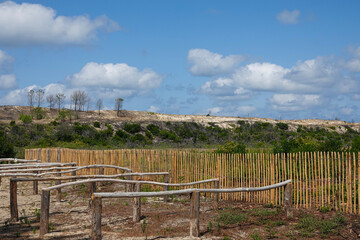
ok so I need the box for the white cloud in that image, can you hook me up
[67,62,163,95]
[0,84,37,105]
[276,10,300,25]
[0,74,16,89]
[147,105,160,113]
[270,94,323,111]
[0,1,120,46]
[188,49,245,76]
[0,49,14,69]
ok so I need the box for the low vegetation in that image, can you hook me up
[1,113,360,157]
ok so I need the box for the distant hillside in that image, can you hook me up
[1,105,360,158]
[0,105,359,133]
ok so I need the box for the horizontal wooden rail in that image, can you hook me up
[0,162,77,170]
[90,180,293,240]
[39,177,218,237]
[0,166,78,174]
[0,158,41,163]
[42,178,219,191]
[6,172,169,180]
[38,164,132,176]
[9,172,170,225]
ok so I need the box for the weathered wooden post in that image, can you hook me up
[133,182,141,222]
[97,167,104,188]
[91,195,102,240]
[33,149,41,195]
[284,183,293,218]
[126,173,133,192]
[89,182,97,197]
[10,178,18,222]
[190,190,200,237]
[163,173,169,202]
[55,149,62,202]
[213,180,219,210]
[39,190,50,237]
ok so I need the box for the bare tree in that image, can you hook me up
[86,97,92,112]
[115,98,123,116]
[96,99,103,115]
[55,93,66,112]
[71,90,88,111]
[71,91,81,111]
[35,89,45,107]
[46,94,55,110]
[79,91,88,111]
[27,89,35,109]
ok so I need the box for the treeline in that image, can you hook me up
[25,88,123,115]
[0,119,359,158]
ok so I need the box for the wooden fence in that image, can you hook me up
[25,148,360,214]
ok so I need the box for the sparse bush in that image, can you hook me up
[124,123,141,134]
[19,113,32,124]
[146,124,160,135]
[216,141,246,154]
[276,122,288,130]
[93,121,101,128]
[31,107,46,120]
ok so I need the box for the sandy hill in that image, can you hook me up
[0,105,359,133]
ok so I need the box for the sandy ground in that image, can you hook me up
[1,177,360,240]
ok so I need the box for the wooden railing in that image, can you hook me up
[90,180,293,239]
[38,178,219,237]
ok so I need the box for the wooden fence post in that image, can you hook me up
[97,167,104,188]
[10,179,18,222]
[190,190,200,237]
[284,183,293,218]
[213,180,219,210]
[90,182,97,197]
[33,149,41,195]
[39,190,50,236]
[163,174,169,202]
[133,183,141,222]
[91,196,102,240]
[56,149,62,202]
[126,175,133,192]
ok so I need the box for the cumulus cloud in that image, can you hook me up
[67,62,163,94]
[270,94,323,111]
[188,49,245,76]
[340,107,354,115]
[0,74,16,89]
[0,1,120,46]
[276,10,300,25]
[0,49,14,69]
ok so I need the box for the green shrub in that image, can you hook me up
[216,141,246,154]
[123,123,141,134]
[146,124,160,135]
[0,130,15,158]
[93,121,101,128]
[19,113,32,124]
[276,122,288,130]
[31,107,46,120]
[113,129,129,142]
[130,133,146,143]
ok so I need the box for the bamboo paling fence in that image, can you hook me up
[25,148,360,214]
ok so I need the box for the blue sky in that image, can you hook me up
[0,0,360,121]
